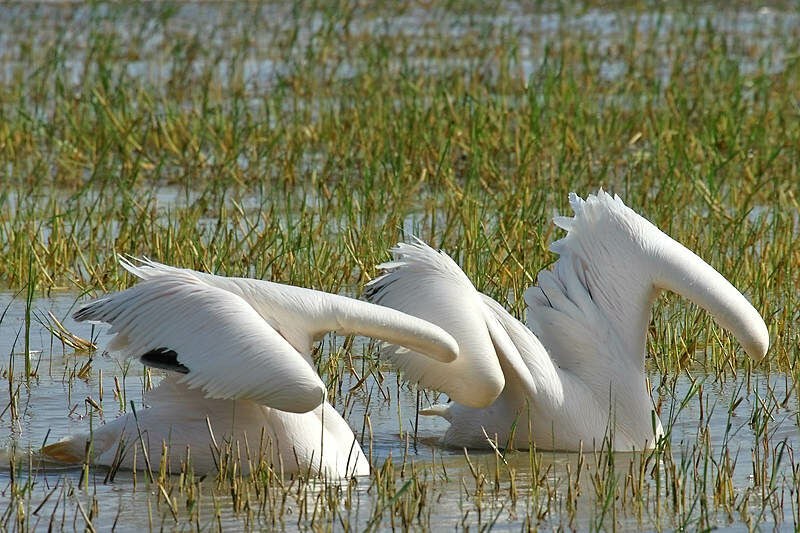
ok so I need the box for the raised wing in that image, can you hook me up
[76,258,459,413]
[74,269,328,413]
[478,294,541,400]
[118,257,458,364]
[365,239,506,408]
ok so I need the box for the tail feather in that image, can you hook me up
[41,439,84,463]
[419,403,452,421]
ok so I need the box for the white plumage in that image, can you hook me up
[366,191,769,451]
[364,243,507,406]
[43,259,459,478]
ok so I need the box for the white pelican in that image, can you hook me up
[365,191,769,451]
[42,260,458,478]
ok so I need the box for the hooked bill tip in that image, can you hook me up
[744,321,770,361]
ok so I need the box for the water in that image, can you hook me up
[0,291,796,530]
[0,4,797,94]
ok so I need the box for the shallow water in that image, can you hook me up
[0,4,797,94]
[0,291,796,531]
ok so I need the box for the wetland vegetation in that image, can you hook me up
[0,1,798,530]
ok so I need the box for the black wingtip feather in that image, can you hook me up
[73,298,109,322]
[73,305,92,321]
[140,348,189,374]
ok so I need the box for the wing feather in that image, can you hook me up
[76,257,459,414]
[365,240,505,408]
[118,257,459,364]
[74,270,327,413]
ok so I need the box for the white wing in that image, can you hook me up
[75,259,459,414]
[365,240,506,408]
[478,294,539,400]
[117,257,458,364]
[75,269,328,413]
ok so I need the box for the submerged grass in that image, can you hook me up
[0,1,798,531]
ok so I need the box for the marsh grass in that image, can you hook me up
[0,1,798,530]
